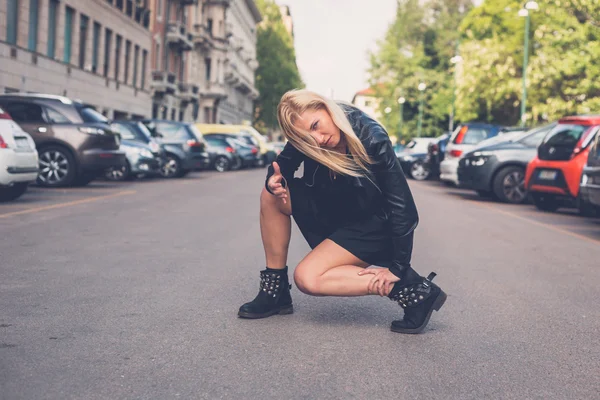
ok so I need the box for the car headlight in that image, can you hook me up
[140,149,154,158]
[149,142,160,153]
[468,151,492,167]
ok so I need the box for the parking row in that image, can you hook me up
[0,93,285,203]
[396,115,600,219]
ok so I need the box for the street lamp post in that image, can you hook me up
[398,96,406,138]
[417,82,426,137]
[519,1,539,127]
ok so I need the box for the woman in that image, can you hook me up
[238,89,446,334]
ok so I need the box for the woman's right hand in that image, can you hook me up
[268,162,288,204]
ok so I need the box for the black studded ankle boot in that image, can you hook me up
[388,272,446,334]
[238,267,293,319]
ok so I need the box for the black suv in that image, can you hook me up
[0,94,125,187]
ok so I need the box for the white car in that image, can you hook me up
[440,124,508,185]
[0,106,39,201]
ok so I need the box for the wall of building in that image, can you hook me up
[0,0,152,118]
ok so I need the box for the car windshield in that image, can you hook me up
[134,122,153,140]
[461,128,491,145]
[187,125,204,140]
[543,124,587,147]
[518,124,554,147]
[77,106,109,123]
[153,122,191,140]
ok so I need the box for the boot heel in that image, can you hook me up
[278,305,294,315]
[434,291,447,311]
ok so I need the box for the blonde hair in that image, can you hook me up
[277,89,373,177]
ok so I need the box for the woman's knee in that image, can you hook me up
[293,267,322,296]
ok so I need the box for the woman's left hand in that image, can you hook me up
[358,267,400,296]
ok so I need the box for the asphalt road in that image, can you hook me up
[1,169,599,400]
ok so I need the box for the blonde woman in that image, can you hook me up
[238,89,446,334]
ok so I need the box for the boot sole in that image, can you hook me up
[237,304,294,319]
[390,290,447,334]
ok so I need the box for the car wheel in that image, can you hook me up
[410,161,430,181]
[0,182,29,202]
[37,146,77,187]
[160,155,182,178]
[493,166,528,204]
[531,193,559,212]
[214,156,231,172]
[105,161,132,181]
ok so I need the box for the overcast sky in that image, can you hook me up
[279,0,397,102]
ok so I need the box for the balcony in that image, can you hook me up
[151,70,177,95]
[166,22,193,51]
[202,81,227,99]
[192,24,214,50]
[178,82,200,104]
[179,0,199,5]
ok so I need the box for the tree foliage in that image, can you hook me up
[369,0,600,139]
[254,0,304,133]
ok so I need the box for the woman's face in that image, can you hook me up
[295,108,342,150]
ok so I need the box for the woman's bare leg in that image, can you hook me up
[293,239,391,297]
[260,187,292,270]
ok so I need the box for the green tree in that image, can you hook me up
[254,0,304,134]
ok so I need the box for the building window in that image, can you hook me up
[133,45,139,87]
[6,0,19,45]
[152,104,158,119]
[92,22,101,73]
[205,58,212,82]
[79,14,89,69]
[126,0,133,17]
[141,49,148,89]
[179,110,184,122]
[116,0,123,10]
[28,0,39,51]
[204,107,210,123]
[154,42,160,70]
[115,35,122,81]
[156,0,162,19]
[64,7,75,64]
[171,109,176,121]
[104,28,113,77]
[207,19,213,36]
[179,54,185,81]
[47,0,59,58]
[124,40,131,84]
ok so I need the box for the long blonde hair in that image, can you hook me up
[277,89,373,177]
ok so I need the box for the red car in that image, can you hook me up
[525,115,600,214]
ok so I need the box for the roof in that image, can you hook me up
[558,115,600,126]
[354,87,376,97]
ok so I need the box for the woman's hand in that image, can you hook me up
[358,267,400,296]
[267,162,288,204]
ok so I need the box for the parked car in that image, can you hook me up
[203,133,260,169]
[396,137,436,180]
[204,136,244,172]
[141,120,210,178]
[458,123,556,203]
[196,123,275,167]
[0,94,125,187]
[440,122,507,185]
[424,133,450,179]
[0,106,39,201]
[525,115,600,214]
[393,143,406,157]
[579,128,600,214]
[472,127,528,150]
[272,141,287,156]
[107,120,165,181]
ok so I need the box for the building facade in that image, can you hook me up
[149,0,200,122]
[186,0,260,124]
[351,87,381,121]
[279,5,293,40]
[0,0,153,119]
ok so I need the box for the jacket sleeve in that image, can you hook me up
[368,127,419,279]
[265,142,303,194]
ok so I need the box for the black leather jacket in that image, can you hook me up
[265,104,419,278]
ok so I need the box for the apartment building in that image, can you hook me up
[0,0,153,119]
[188,0,260,124]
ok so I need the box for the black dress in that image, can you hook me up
[287,162,394,268]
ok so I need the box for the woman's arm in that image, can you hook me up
[359,119,419,279]
[265,142,303,194]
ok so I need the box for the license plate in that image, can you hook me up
[539,170,557,180]
[15,137,30,149]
